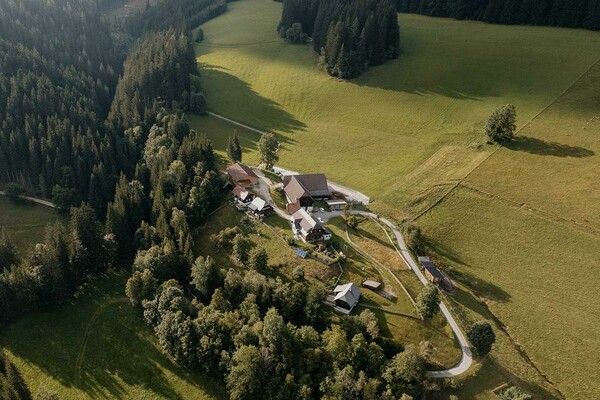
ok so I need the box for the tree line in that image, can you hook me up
[126,0,230,36]
[278,0,401,79]
[395,0,600,30]
[126,223,443,399]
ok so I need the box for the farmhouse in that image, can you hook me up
[283,174,329,212]
[418,256,455,292]
[247,197,273,217]
[227,162,258,188]
[290,208,332,243]
[326,199,347,211]
[332,282,361,314]
[232,186,254,205]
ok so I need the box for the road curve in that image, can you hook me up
[251,171,473,377]
[318,210,473,378]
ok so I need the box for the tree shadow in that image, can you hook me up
[427,240,511,304]
[351,57,495,100]
[0,273,225,399]
[505,136,595,158]
[198,63,307,135]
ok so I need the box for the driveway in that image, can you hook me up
[252,169,289,220]
[316,210,473,378]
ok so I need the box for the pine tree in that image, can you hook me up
[227,132,242,163]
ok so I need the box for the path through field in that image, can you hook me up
[74,297,129,386]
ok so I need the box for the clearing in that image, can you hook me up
[0,270,226,399]
[0,196,63,252]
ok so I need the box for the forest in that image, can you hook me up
[0,0,499,398]
[395,0,600,30]
[278,0,401,78]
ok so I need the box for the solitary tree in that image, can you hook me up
[467,321,496,356]
[227,132,242,163]
[258,132,279,169]
[231,234,251,266]
[415,284,439,320]
[485,104,517,143]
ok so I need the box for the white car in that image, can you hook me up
[319,207,325,213]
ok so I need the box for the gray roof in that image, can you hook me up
[333,283,361,307]
[291,208,318,232]
[283,174,329,197]
[421,260,445,279]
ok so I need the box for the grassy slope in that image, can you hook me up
[419,62,600,400]
[193,0,600,219]
[0,270,226,399]
[0,197,63,252]
[192,2,600,398]
[195,205,461,368]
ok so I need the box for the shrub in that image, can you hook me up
[467,321,496,356]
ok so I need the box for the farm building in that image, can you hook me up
[227,163,259,188]
[363,280,381,291]
[290,208,332,243]
[247,197,272,217]
[283,174,330,212]
[418,256,455,292]
[326,199,347,211]
[332,283,361,314]
[232,186,254,205]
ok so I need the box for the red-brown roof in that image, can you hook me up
[227,163,258,186]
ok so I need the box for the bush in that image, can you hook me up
[467,321,496,356]
[403,223,425,254]
[195,28,204,43]
[499,386,532,400]
[485,104,517,143]
[284,23,308,44]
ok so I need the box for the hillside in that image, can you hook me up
[193,0,600,398]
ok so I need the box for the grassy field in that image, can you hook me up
[0,197,63,252]
[0,270,226,399]
[418,62,600,400]
[192,0,600,218]
[191,1,600,398]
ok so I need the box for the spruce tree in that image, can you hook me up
[227,132,243,163]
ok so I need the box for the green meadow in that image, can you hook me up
[0,197,63,252]
[192,1,600,398]
[0,270,226,399]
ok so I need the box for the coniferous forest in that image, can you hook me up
[278,0,401,79]
[396,0,600,30]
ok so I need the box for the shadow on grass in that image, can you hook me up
[0,271,225,399]
[352,57,492,100]
[505,136,595,158]
[198,63,307,136]
[427,240,511,303]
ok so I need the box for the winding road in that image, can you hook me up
[255,175,473,378]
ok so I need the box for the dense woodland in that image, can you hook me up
[126,0,230,36]
[0,0,476,398]
[278,0,401,78]
[0,0,132,211]
[396,0,600,30]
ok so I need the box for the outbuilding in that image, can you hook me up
[326,199,347,211]
[332,282,361,314]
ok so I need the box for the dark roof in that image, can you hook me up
[363,280,381,290]
[283,177,310,202]
[421,260,445,279]
[227,163,258,184]
[283,174,328,194]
